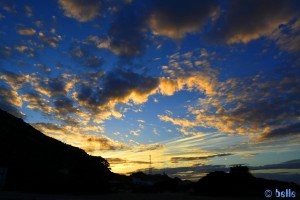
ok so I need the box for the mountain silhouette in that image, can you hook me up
[0,109,111,193]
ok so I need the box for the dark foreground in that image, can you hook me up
[0,192,268,200]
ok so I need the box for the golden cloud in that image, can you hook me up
[17,28,36,36]
[58,0,101,22]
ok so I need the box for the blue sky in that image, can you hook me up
[0,0,300,183]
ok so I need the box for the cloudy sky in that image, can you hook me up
[1,0,300,182]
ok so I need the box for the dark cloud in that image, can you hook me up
[0,100,23,119]
[254,173,300,185]
[270,19,300,57]
[162,164,228,175]
[24,5,33,18]
[47,80,66,96]
[0,46,12,59]
[189,63,300,138]
[251,159,300,170]
[56,115,80,126]
[0,1,17,13]
[0,70,26,88]
[38,77,67,97]
[31,122,64,132]
[133,164,228,180]
[106,158,150,165]
[135,159,300,182]
[105,158,127,164]
[171,153,233,163]
[70,45,89,59]
[84,56,103,68]
[76,69,159,114]
[208,0,300,44]
[226,75,300,134]
[259,123,300,141]
[85,136,128,151]
[34,63,51,73]
[102,69,159,102]
[53,95,77,115]
[105,3,148,58]
[0,87,23,118]
[148,0,219,40]
[69,45,103,69]
[23,92,52,114]
[103,0,219,58]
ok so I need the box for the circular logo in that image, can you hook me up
[265,190,272,198]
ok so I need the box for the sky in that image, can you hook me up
[0,0,300,183]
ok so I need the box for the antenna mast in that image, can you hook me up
[149,155,152,175]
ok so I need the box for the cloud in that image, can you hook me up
[15,45,35,57]
[209,0,299,44]
[75,69,159,120]
[106,158,149,165]
[24,5,33,17]
[135,143,164,152]
[270,19,300,55]
[30,75,76,100]
[159,51,218,96]
[171,153,233,163]
[83,135,128,151]
[133,164,228,181]
[0,1,17,13]
[35,77,67,97]
[0,87,22,108]
[53,95,77,115]
[100,0,219,58]
[102,4,148,58]
[84,55,103,68]
[31,122,129,151]
[161,63,299,139]
[254,173,300,185]
[148,0,219,40]
[0,46,12,59]
[23,92,52,114]
[159,115,197,128]
[58,0,101,22]
[0,87,24,118]
[258,123,300,141]
[251,159,300,170]
[17,28,36,36]
[34,63,51,73]
[130,129,140,136]
[69,44,103,68]
[31,123,65,135]
[0,71,27,90]
[105,158,127,164]
[38,31,62,48]
[156,49,300,141]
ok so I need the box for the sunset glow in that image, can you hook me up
[0,0,300,183]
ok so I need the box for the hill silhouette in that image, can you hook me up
[0,109,111,193]
[195,165,300,197]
